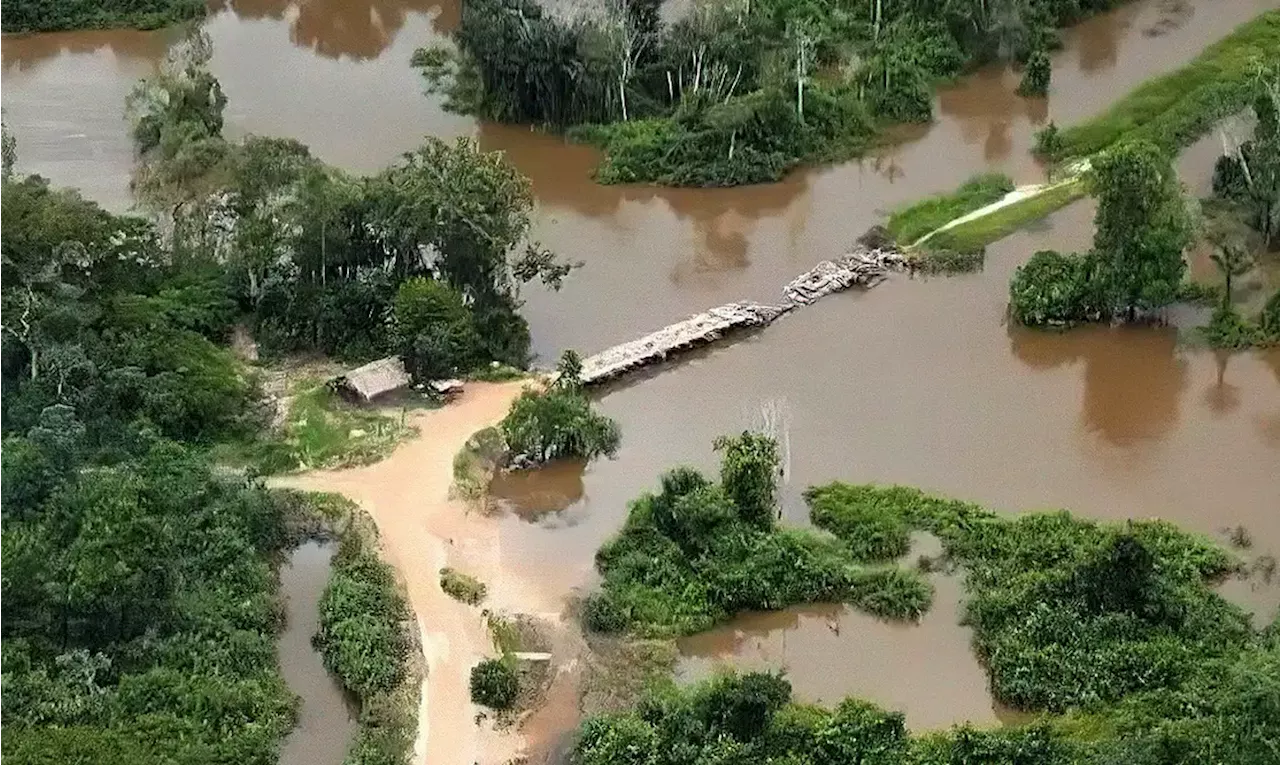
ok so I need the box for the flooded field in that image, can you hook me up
[4,0,1279,748]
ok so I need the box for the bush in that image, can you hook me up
[1018,49,1052,97]
[315,535,410,699]
[500,386,620,465]
[1199,305,1268,349]
[805,482,913,562]
[439,567,487,605]
[469,657,518,709]
[1008,250,1098,326]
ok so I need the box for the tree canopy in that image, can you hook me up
[419,0,1124,186]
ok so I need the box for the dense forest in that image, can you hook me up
[575,450,1280,764]
[0,30,568,764]
[418,0,1130,186]
[1,0,206,33]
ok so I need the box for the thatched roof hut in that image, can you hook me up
[329,357,411,402]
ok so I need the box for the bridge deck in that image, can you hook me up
[578,247,903,385]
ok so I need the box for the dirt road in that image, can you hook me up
[277,380,540,765]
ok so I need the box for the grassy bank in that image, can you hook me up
[300,492,419,765]
[1038,11,1280,162]
[888,173,1015,246]
[1,0,205,33]
[921,176,1089,255]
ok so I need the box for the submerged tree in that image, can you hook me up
[714,431,782,529]
[500,352,620,465]
[1091,140,1192,318]
[1018,47,1051,96]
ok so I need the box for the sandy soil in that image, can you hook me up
[275,380,558,765]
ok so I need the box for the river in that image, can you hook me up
[4,0,1280,745]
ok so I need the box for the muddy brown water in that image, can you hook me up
[278,541,356,765]
[4,0,1280,742]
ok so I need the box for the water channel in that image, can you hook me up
[277,541,356,765]
[4,0,1280,745]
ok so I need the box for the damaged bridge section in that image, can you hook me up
[579,246,904,385]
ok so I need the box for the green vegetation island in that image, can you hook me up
[574,435,1279,765]
[417,0,1142,187]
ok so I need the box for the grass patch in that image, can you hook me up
[887,173,1015,245]
[214,377,420,474]
[924,177,1088,254]
[1038,11,1280,162]
[440,567,487,605]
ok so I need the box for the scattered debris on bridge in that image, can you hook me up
[577,242,906,385]
[579,302,789,385]
[782,248,905,305]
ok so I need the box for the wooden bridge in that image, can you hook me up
[579,247,904,385]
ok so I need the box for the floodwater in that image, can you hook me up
[278,541,356,765]
[4,0,1280,740]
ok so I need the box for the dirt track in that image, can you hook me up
[277,380,540,765]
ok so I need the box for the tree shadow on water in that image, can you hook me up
[1009,323,1187,447]
[210,0,453,60]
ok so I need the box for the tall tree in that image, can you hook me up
[1091,140,1192,318]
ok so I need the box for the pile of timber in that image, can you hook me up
[579,301,789,385]
[782,247,905,306]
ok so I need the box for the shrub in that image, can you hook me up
[1199,305,1268,349]
[469,657,518,709]
[714,431,781,530]
[805,482,913,562]
[315,535,410,699]
[1008,250,1097,326]
[439,567,487,605]
[1018,49,1052,97]
[500,386,620,465]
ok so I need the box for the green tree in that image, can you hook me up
[714,431,781,529]
[500,385,621,465]
[369,137,573,303]
[1018,47,1051,97]
[1091,140,1192,318]
[390,277,483,381]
